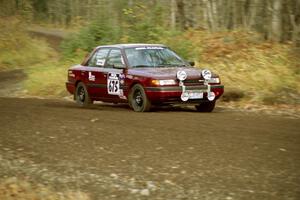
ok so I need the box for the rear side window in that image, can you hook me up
[88,48,109,67]
[106,49,124,68]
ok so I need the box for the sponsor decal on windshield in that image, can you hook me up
[96,59,105,66]
[135,47,164,50]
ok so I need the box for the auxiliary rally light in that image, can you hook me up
[181,92,189,101]
[207,92,216,101]
[177,70,187,81]
[201,69,212,80]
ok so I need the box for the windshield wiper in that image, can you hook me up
[131,65,151,68]
[155,64,169,68]
[156,64,187,68]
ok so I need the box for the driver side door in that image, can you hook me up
[84,48,110,99]
[104,48,127,101]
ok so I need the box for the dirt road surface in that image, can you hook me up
[0,97,299,200]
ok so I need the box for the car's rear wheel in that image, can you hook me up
[75,82,92,106]
[129,84,151,112]
[195,101,215,112]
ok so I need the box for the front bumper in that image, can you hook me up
[66,82,75,95]
[145,85,224,104]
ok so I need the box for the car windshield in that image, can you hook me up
[124,47,187,68]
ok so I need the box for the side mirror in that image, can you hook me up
[189,61,195,66]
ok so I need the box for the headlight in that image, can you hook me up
[207,77,220,84]
[151,79,176,86]
[177,70,187,81]
[201,69,212,80]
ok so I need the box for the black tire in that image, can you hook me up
[75,82,92,106]
[129,84,151,112]
[195,101,216,112]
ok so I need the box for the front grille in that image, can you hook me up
[183,79,204,86]
[185,85,207,91]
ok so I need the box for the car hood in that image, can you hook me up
[127,67,203,80]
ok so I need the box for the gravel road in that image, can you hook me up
[0,97,299,200]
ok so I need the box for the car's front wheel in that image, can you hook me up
[129,84,151,112]
[195,101,215,112]
[75,82,92,106]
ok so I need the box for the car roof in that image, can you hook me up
[95,43,167,49]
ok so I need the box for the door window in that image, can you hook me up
[106,49,124,68]
[88,48,110,67]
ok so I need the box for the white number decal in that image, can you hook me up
[108,80,119,94]
[107,73,120,95]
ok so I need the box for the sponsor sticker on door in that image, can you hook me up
[88,72,95,81]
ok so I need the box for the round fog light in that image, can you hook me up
[181,92,189,102]
[207,92,215,101]
[202,69,212,80]
[177,70,187,81]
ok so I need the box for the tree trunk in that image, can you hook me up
[290,12,300,47]
[248,0,259,30]
[292,0,300,47]
[87,0,92,21]
[15,0,19,9]
[211,0,218,30]
[205,0,217,32]
[171,0,176,30]
[176,0,186,30]
[270,0,283,41]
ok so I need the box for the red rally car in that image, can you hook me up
[66,44,224,112]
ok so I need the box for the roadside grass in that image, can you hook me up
[0,17,55,71]
[23,58,82,98]
[0,16,79,98]
[183,30,300,105]
[23,62,68,97]
[0,177,90,200]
